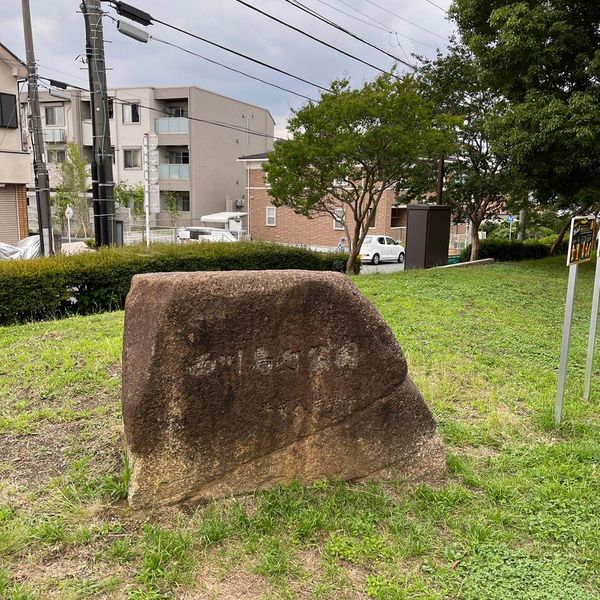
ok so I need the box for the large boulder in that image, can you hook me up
[122,270,444,508]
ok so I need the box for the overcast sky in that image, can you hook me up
[3,0,454,137]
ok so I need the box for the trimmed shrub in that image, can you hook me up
[459,235,568,263]
[0,242,355,324]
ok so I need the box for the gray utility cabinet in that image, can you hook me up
[405,205,451,269]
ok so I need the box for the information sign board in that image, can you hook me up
[567,216,596,266]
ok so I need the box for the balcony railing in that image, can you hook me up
[159,164,189,179]
[155,117,189,134]
[43,128,66,143]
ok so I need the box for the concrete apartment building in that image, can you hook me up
[0,43,30,244]
[240,153,409,251]
[21,85,274,229]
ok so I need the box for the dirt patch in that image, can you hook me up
[186,563,269,599]
[1,418,122,488]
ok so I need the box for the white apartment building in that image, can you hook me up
[21,85,274,229]
[0,43,30,244]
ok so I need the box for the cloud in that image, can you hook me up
[3,0,455,131]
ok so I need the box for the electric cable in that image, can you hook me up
[325,0,437,49]
[281,0,415,69]
[361,0,448,40]
[229,0,400,76]
[104,2,331,92]
[148,36,318,103]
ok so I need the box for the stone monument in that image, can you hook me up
[122,270,444,508]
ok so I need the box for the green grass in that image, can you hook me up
[0,256,599,598]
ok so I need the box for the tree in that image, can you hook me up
[406,41,517,261]
[55,141,90,238]
[451,0,600,252]
[264,73,455,274]
[162,191,179,227]
[114,181,144,224]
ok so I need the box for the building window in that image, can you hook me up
[178,193,190,212]
[44,105,64,126]
[166,105,188,117]
[124,148,141,169]
[47,149,66,163]
[368,206,377,228]
[108,98,114,119]
[168,149,189,164]
[0,93,18,128]
[333,208,345,230]
[390,206,404,228]
[266,206,276,226]
[122,102,140,124]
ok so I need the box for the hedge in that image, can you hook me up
[460,235,568,263]
[0,242,355,325]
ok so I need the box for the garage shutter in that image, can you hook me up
[0,185,19,244]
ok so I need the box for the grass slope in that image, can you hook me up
[0,256,599,599]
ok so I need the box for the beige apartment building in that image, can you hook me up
[21,85,274,230]
[0,43,30,244]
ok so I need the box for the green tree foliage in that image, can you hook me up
[451,0,600,251]
[264,73,455,274]
[162,191,179,227]
[408,42,517,261]
[54,141,90,238]
[114,181,145,223]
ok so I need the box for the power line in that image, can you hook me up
[103,11,317,102]
[422,0,448,13]
[310,0,391,32]
[104,3,331,93]
[229,0,399,76]
[281,0,415,69]
[361,0,448,41]
[149,36,318,103]
[326,0,437,49]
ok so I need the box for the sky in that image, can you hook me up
[2,0,455,138]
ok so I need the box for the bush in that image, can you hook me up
[0,242,355,324]
[460,235,568,263]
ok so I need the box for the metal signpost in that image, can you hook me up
[584,226,600,401]
[555,216,596,426]
[143,133,159,248]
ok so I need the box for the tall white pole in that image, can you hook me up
[583,233,600,401]
[143,133,150,248]
[555,263,579,426]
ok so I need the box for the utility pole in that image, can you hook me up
[81,0,116,246]
[21,0,54,256]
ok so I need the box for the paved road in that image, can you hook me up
[360,262,405,275]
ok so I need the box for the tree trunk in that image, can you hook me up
[517,207,527,241]
[469,219,481,261]
[550,215,573,256]
[345,250,359,275]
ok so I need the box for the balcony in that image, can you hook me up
[159,164,189,180]
[155,117,188,134]
[43,128,66,143]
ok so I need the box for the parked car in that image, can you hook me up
[177,227,237,243]
[359,235,405,265]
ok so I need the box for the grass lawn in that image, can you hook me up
[1,256,599,599]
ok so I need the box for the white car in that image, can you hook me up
[360,235,405,265]
[177,227,237,243]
